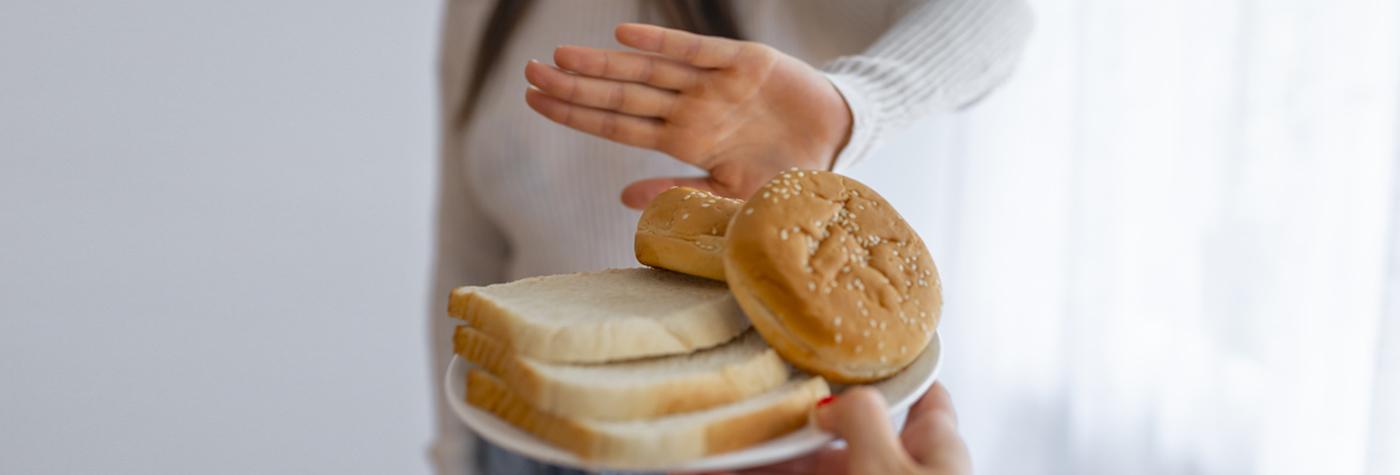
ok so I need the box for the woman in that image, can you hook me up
[431,1,1032,473]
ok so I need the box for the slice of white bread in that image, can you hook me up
[449,268,750,363]
[466,368,830,466]
[454,326,789,420]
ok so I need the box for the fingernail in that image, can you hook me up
[811,395,837,431]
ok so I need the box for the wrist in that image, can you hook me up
[795,80,853,171]
[818,82,854,170]
[821,72,876,171]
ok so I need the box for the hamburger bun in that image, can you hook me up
[635,187,742,281]
[724,170,941,383]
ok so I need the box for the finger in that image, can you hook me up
[905,381,957,428]
[899,383,971,472]
[621,176,730,210]
[554,45,703,91]
[615,23,747,69]
[525,88,662,150]
[814,387,912,473]
[525,60,678,118]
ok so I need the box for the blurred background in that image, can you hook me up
[1,1,1396,474]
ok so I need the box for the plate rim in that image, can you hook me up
[444,331,941,473]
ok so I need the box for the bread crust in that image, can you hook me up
[453,326,789,420]
[635,187,743,281]
[702,377,829,454]
[466,369,598,459]
[725,170,942,383]
[466,369,830,466]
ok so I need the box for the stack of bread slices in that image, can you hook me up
[448,268,829,465]
[449,170,943,466]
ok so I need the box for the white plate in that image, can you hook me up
[445,332,941,473]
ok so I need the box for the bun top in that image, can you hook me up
[638,187,744,246]
[724,170,941,383]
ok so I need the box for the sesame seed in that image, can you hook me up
[807,282,816,291]
[855,345,863,353]
[834,316,842,326]
[900,345,907,354]
[680,213,689,220]
[780,229,789,240]
[745,208,754,215]
[877,341,885,349]
[700,203,710,208]
[835,333,843,343]
[880,355,888,363]
[863,329,870,337]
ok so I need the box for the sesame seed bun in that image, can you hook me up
[724,170,942,384]
[635,187,743,281]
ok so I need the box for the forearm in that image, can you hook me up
[822,0,1034,169]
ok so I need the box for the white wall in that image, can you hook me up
[0,1,439,473]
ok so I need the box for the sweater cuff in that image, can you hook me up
[824,72,882,172]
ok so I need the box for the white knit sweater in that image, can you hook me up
[430,1,1031,473]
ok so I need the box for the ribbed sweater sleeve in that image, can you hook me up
[822,0,1034,170]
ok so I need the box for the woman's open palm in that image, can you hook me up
[524,23,852,209]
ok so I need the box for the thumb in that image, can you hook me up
[621,176,731,209]
[814,387,913,473]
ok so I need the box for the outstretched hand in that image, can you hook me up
[525,23,853,209]
[686,383,971,475]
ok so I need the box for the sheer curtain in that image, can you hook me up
[848,0,1399,473]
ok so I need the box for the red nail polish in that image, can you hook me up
[816,395,836,408]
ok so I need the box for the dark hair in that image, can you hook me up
[454,0,741,130]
